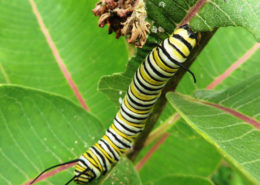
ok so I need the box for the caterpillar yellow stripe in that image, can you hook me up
[31,24,198,185]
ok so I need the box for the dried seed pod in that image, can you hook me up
[92,0,150,48]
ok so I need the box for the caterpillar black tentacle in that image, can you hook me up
[155,43,197,83]
[31,24,199,185]
[30,159,81,184]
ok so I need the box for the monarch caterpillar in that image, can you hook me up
[31,24,199,185]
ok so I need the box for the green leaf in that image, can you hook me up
[190,0,260,41]
[145,0,197,33]
[194,74,260,119]
[1,0,259,185]
[212,166,250,185]
[177,27,258,94]
[98,41,155,107]
[212,166,233,185]
[0,0,128,125]
[166,75,260,185]
[101,157,141,185]
[153,175,214,185]
[138,120,221,184]
[0,85,139,185]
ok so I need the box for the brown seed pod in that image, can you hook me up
[92,0,150,48]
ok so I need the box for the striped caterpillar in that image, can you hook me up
[31,24,199,185]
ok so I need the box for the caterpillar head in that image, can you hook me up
[173,24,199,48]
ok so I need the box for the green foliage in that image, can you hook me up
[0,85,140,185]
[212,166,233,185]
[0,85,104,184]
[153,175,214,185]
[177,27,257,94]
[211,165,250,185]
[0,0,128,126]
[167,75,260,184]
[0,0,259,185]
[139,120,221,184]
[101,157,142,185]
[190,0,260,41]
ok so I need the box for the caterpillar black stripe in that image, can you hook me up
[31,24,199,185]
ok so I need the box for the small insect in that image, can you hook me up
[31,24,199,185]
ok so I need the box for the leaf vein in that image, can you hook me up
[209,0,237,26]
[219,129,255,143]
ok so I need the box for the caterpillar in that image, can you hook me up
[31,24,199,185]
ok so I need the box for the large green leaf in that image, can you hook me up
[1,0,259,185]
[212,166,250,185]
[194,75,260,120]
[153,175,214,185]
[0,85,139,185]
[138,120,221,184]
[190,0,260,41]
[177,27,258,94]
[167,75,260,185]
[101,157,142,185]
[0,0,128,125]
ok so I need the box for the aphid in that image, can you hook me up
[31,24,199,185]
